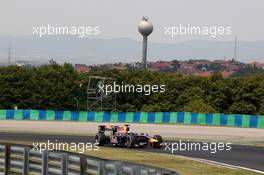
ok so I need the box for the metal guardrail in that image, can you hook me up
[0,143,178,175]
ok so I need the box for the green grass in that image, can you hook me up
[83,147,262,175]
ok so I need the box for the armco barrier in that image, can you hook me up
[0,109,264,128]
[0,143,178,175]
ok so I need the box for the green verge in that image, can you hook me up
[85,147,262,175]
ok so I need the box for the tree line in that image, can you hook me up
[0,63,263,115]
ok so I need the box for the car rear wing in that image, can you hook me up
[98,125,116,133]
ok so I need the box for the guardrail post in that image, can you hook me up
[61,153,68,175]
[98,161,106,175]
[148,169,156,175]
[4,145,10,175]
[23,147,29,175]
[80,157,87,175]
[41,150,48,175]
[133,166,141,175]
[115,162,123,175]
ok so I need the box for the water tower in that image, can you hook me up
[138,17,153,69]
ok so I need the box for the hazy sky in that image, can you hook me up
[1,0,264,43]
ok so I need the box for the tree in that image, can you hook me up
[182,99,217,113]
[229,102,257,115]
[141,104,161,112]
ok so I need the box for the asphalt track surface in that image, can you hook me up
[0,132,263,172]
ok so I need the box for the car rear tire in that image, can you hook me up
[95,133,106,146]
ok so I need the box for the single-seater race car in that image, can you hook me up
[95,124,163,148]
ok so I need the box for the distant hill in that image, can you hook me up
[0,35,263,64]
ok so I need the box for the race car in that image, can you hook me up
[95,124,163,148]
